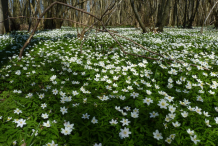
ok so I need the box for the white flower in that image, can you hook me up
[146,90,152,95]
[165,137,172,144]
[195,106,202,115]
[172,121,181,127]
[41,113,49,119]
[203,111,210,117]
[169,134,176,140]
[50,75,57,81]
[72,90,79,96]
[52,89,58,95]
[187,129,195,135]
[83,98,87,103]
[60,106,68,115]
[190,135,200,145]
[113,76,119,80]
[143,97,153,106]
[91,116,98,124]
[215,107,218,112]
[119,127,131,139]
[109,119,118,125]
[46,140,58,146]
[43,120,51,127]
[163,123,168,129]
[93,143,102,146]
[208,90,215,94]
[181,111,188,118]
[12,140,17,146]
[131,112,139,118]
[120,118,131,126]
[168,105,176,113]
[165,96,174,102]
[123,106,131,111]
[17,119,26,128]
[214,117,218,124]
[31,129,38,136]
[130,92,139,99]
[14,108,22,114]
[7,117,12,121]
[157,99,169,109]
[115,106,120,110]
[119,95,126,100]
[15,70,21,75]
[39,93,44,99]
[41,103,47,109]
[168,77,173,83]
[153,130,163,140]
[205,119,211,127]
[133,108,139,113]
[82,113,90,119]
[150,111,159,118]
[165,115,171,122]
[61,127,72,135]
[188,106,195,111]
[64,121,74,130]
[196,95,203,102]
[168,113,176,119]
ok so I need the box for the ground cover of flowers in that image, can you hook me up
[1,27,218,145]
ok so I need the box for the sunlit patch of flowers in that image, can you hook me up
[1,27,218,145]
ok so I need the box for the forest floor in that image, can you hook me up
[0,27,218,145]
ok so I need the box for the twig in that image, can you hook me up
[17,1,101,60]
[201,1,218,34]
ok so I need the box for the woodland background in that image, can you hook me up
[0,0,218,34]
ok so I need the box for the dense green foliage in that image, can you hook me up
[1,27,218,146]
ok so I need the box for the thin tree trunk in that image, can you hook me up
[12,0,21,30]
[43,0,55,29]
[183,0,187,28]
[28,0,32,32]
[0,0,9,34]
[156,0,171,32]
[187,0,200,28]
[130,0,147,33]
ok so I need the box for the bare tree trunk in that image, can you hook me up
[156,0,171,32]
[187,0,200,28]
[168,0,174,26]
[183,0,188,28]
[43,0,55,29]
[0,0,9,34]
[28,0,32,32]
[54,0,66,29]
[0,0,4,34]
[12,0,21,30]
[172,0,178,27]
[130,0,148,33]
[208,0,218,29]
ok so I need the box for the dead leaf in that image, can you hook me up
[20,143,26,146]
[20,139,26,146]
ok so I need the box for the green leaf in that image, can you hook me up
[154,66,158,79]
[175,135,180,144]
[128,139,134,146]
[26,122,41,146]
[206,140,216,146]
[0,135,6,142]
[50,125,59,138]
[24,127,28,143]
